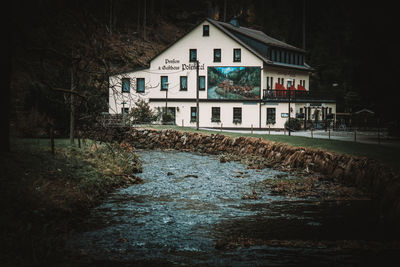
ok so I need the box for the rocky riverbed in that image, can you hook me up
[65,150,400,266]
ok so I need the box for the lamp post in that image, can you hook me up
[121,101,127,125]
[287,79,293,136]
[164,82,169,118]
[196,60,200,130]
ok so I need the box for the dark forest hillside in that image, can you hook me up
[5,0,400,142]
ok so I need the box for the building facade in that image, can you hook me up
[109,18,336,129]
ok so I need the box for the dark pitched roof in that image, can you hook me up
[206,18,313,71]
[212,20,305,53]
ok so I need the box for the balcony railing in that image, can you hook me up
[263,89,336,101]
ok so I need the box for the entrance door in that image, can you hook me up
[314,109,319,123]
[167,107,176,124]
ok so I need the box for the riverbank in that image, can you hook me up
[149,125,400,170]
[0,139,143,266]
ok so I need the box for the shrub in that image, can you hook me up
[129,99,156,124]
[284,118,302,131]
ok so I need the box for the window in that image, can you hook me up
[203,25,209,36]
[233,107,242,124]
[122,107,129,114]
[190,107,197,122]
[122,78,130,93]
[213,49,221,62]
[189,49,197,62]
[211,107,220,122]
[199,76,205,91]
[136,78,145,93]
[267,108,276,124]
[233,48,241,62]
[266,76,274,90]
[180,76,187,91]
[161,76,168,90]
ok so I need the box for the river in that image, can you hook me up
[66,150,400,266]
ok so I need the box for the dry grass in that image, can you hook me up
[0,138,142,266]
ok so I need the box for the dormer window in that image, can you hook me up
[203,25,209,36]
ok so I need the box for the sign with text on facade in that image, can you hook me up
[281,113,289,118]
[158,59,204,71]
[207,66,261,100]
[306,103,326,108]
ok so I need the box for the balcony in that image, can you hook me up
[262,89,336,102]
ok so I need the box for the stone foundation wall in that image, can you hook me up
[92,127,400,221]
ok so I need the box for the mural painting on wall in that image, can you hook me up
[207,67,261,100]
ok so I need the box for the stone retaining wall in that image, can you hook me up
[93,127,400,221]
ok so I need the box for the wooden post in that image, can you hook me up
[182,119,184,127]
[311,128,313,138]
[251,124,253,134]
[304,106,307,130]
[220,123,223,132]
[50,126,54,155]
[354,130,357,142]
[328,129,331,140]
[77,130,81,148]
[284,126,286,135]
[268,125,270,135]
[378,118,381,145]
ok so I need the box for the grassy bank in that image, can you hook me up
[0,138,142,266]
[147,125,400,171]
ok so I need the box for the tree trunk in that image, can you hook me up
[109,0,113,35]
[224,0,227,22]
[1,9,12,152]
[137,0,141,33]
[69,65,75,145]
[302,0,306,50]
[143,0,147,41]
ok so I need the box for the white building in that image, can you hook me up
[109,18,336,130]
